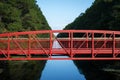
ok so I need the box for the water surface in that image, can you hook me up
[40,40,86,80]
[40,57,86,80]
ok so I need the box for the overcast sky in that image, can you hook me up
[37,0,94,30]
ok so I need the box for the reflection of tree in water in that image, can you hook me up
[0,61,10,80]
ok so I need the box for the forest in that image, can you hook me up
[61,0,120,80]
[0,0,120,80]
[0,0,51,33]
[64,0,120,31]
[0,0,49,80]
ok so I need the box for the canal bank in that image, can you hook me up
[0,60,46,80]
[74,60,119,80]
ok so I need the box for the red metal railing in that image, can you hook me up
[0,30,120,60]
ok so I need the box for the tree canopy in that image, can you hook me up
[0,0,51,33]
[63,0,120,31]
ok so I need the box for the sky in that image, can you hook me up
[37,0,95,30]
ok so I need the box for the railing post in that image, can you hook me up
[28,34,31,59]
[69,32,70,48]
[86,32,88,48]
[104,33,106,48]
[70,31,73,58]
[50,31,52,58]
[7,35,10,60]
[92,32,94,58]
[113,32,115,58]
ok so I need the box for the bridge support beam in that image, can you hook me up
[50,31,52,58]
[28,34,31,58]
[113,32,115,58]
[92,32,94,58]
[7,35,10,60]
[70,32,73,58]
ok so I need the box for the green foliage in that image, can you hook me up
[0,1,50,80]
[61,1,120,79]
[63,0,120,31]
[0,0,51,33]
[0,22,5,33]
[8,22,23,32]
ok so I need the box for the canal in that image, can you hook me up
[40,40,86,80]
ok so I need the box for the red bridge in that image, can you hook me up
[0,30,120,60]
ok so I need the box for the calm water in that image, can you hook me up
[40,40,86,80]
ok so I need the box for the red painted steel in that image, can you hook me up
[0,30,120,60]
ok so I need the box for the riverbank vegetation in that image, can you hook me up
[0,0,51,33]
[64,0,120,31]
[0,0,51,80]
[61,0,120,80]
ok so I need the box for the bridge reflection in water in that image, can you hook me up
[0,30,120,60]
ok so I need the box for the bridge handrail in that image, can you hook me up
[0,30,120,37]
